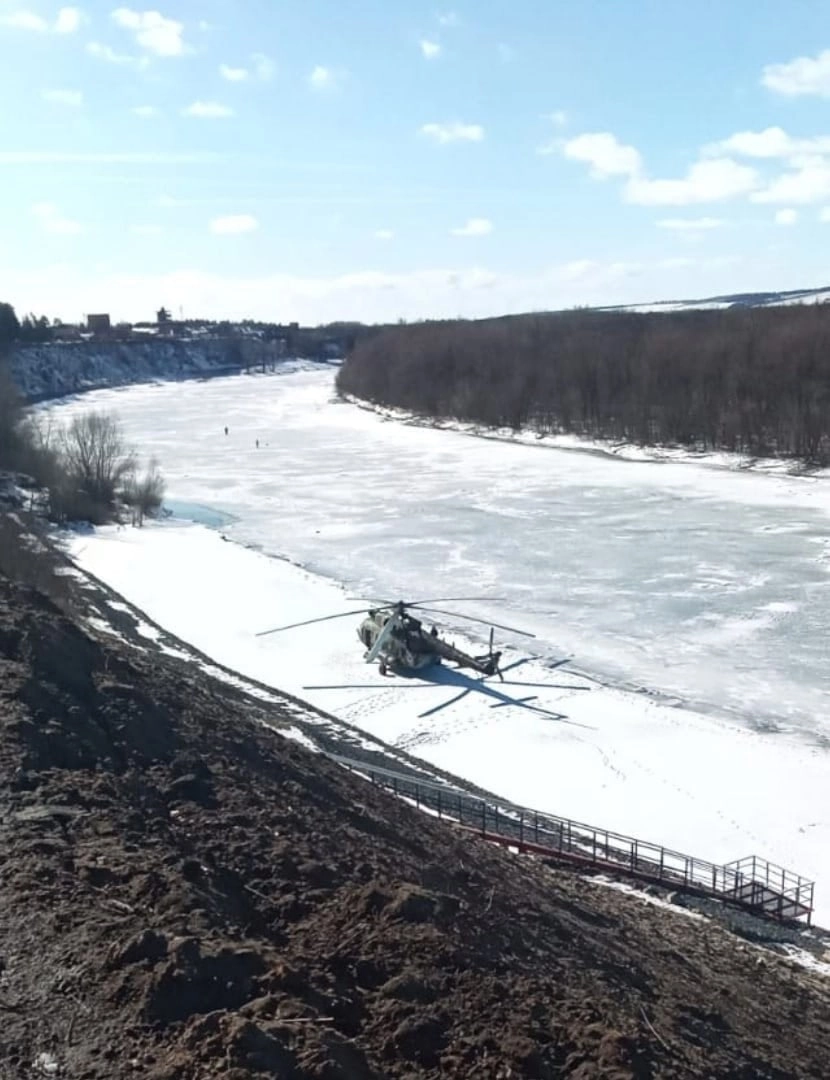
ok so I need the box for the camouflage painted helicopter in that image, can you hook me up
[256,597,535,680]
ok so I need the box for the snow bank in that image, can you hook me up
[64,520,830,927]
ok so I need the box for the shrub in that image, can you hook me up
[121,458,166,525]
[54,411,136,523]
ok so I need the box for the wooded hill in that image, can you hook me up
[336,305,830,463]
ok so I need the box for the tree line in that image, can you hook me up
[335,304,830,463]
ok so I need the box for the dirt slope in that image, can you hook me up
[1,559,830,1079]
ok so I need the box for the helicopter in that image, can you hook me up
[256,597,535,680]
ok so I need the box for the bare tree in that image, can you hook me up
[122,457,166,526]
[55,412,136,523]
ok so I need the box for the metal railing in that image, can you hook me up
[333,755,815,924]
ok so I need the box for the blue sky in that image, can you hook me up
[2,1,830,324]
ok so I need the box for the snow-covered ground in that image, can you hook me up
[45,367,830,923]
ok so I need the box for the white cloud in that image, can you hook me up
[562,132,642,178]
[1,6,82,32]
[0,11,49,31]
[705,126,830,205]
[309,65,341,90]
[437,11,459,26]
[624,159,758,205]
[656,216,725,231]
[182,101,234,119]
[750,161,830,204]
[252,53,275,81]
[819,207,830,222]
[87,41,146,66]
[562,131,759,205]
[373,229,394,240]
[219,54,274,82]
[42,88,83,107]
[111,7,187,57]
[420,39,441,59]
[762,49,830,97]
[54,6,82,33]
[220,63,249,82]
[774,208,798,225]
[209,214,258,235]
[451,217,493,236]
[131,104,160,117]
[536,112,569,154]
[32,201,82,235]
[706,126,830,160]
[420,121,484,144]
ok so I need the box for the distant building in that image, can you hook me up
[86,313,111,335]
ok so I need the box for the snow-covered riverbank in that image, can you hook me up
[45,366,830,922]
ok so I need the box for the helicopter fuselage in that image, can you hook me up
[358,609,437,672]
[357,607,502,677]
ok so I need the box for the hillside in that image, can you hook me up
[2,518,830,1078]
[8,339,272,402]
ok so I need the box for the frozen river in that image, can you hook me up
[47,367,830,741]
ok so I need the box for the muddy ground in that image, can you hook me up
[2,524,830,1078]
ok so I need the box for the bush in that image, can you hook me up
[54,411,136,523]
[122,458,166,525]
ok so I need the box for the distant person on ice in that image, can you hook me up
[224,426,228,436]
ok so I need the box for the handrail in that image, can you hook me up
[332,754,815,924]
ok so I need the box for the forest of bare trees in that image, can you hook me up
[336,304,830,463]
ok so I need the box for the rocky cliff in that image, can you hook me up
[9,337,278,402]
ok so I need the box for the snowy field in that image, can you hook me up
[45,367,830,923]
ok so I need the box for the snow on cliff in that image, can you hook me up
[9,338,268,402]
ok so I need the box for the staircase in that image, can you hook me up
[332,755,816,925]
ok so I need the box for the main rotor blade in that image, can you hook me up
[346,596,506,607]
[255,607,371,636]
[406,596,507,607]
[415,607,536,639]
